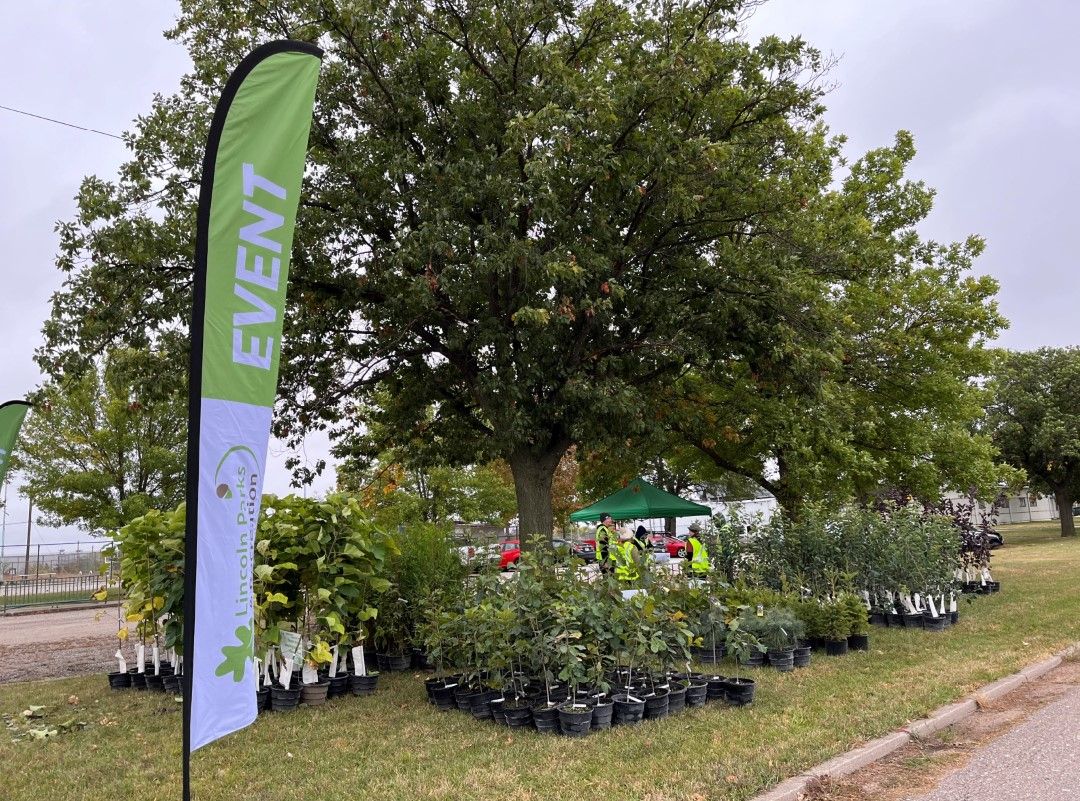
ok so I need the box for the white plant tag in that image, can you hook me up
[264,649,274,687]
[927,596,939,618]
[861,590,871,608]
[328,645,339,678]
[152,645,160,675]
[337,647,349,675]
[913,593,923,611]
[279,631,303,664]
[302,664,318,685]
[900,594,915,614]
[136,644,145,673]
[281,657,294,690]
[358,646,369,676]
[951,594,958,613]
[116,650,127,674]
[981,568,992,583]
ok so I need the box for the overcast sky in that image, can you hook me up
[1,1,1076,546]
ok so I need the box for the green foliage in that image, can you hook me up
[989,347,1080,536]
[114,493,395,670]
[377,522,467,653]
[756,607,805,652]
[43,0,964,540]
[15,349,185,532]
[112,504,186,652]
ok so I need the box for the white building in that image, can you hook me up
[943,490,1060,525]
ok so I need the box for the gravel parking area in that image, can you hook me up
[0,607,121,683]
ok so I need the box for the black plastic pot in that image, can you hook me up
[470,690,501,721]
[456,686,482,712]
[503,701,533,729]
[429,681,458,710]
[128,669,147,690]
[107,671,131,690]
[950,610,959,625]
[532,703,561,734]
[270,685,301,712]
[685,681,708,708]
[591,699,614,730]
[643,690,670,720]
[868,611,887,627]
[158,664,175,677]
[848,634,870,651]
[721,677,756,706]
[923,613,947,632]
[887,612,904,627]
[767,648,794,672]
[612,693,645,725]
[705,676,727,702]
[902,612,924,629]
[379,652,412,672]
[667,683,687,714]
[256,686,270,712]
[300,680,330,706]
[792,646,812,668]
[327,674,350,698]
[744,649,766,667]
[558,703,593,737]
[348,672,380,697]
[694,643,726,663]
[825,639,849,656]
[962,581,981,594]
[489,697,505,723]
[987,581,1001,593]
[144,673,166,692]
[162,674,181,694]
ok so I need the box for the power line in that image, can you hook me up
[0,103,123,140]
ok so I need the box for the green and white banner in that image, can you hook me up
[0,400,30,488]
[183,40,321,766]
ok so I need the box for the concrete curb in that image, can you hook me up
[747,641,1080,801]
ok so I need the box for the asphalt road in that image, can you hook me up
[910,683,1080,801]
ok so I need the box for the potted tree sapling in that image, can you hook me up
[610,591,653,725]
[842,593,871,650]
[698,599,732,703]
[374,590,413,671]
[550,595,592,737]
[821,598,851,656]
[736,607,768,667]
[759,607,804,672]
[720,616,762,706]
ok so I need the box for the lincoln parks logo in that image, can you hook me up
[212,445,260,682]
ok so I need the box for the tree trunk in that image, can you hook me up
[509,443,569,548]
[664,516,676,536]
[1055,487,1076,537]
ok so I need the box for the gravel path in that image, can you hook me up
[0,607,122,683]
[909,684,1080,801]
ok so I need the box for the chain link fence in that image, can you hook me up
[0,541,120,611]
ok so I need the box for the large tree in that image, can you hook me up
[656,133,1006,512]
[40,0,854,540]
[15,349,186,533]
[988,348,1080,537]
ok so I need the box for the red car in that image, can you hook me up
[498,539,596,570]
[648,533,689,559]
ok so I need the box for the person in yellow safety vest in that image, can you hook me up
[614,529,640,583]
[595,513,616,574]
[685,522,711,575]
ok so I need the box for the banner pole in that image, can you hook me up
[181,40,321,800]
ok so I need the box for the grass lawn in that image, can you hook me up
[1,521,1078,801]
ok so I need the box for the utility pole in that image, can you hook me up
[23,497,32,577]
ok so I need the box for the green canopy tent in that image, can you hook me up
[569,478,711,523]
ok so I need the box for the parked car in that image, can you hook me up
[646,533,688,558]
[499,538,596,570]
[987,530,1004,549]
[455,542,501,566]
